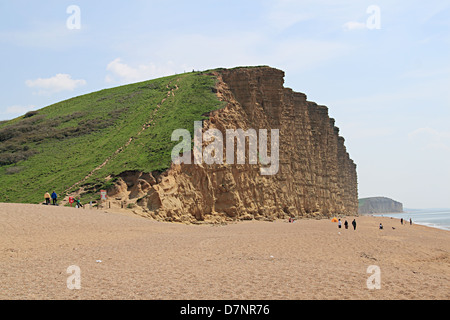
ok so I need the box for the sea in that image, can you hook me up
[375,209,450,231]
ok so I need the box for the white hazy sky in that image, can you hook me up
[1,0,449,209]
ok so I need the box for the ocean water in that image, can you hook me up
[375,209,450,231]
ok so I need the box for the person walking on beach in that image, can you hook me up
[44,192,51,205]
[338,219,342,229]
[410,218,413,225]
[401,218,404,225]
[352,219,357,230]
[51,191,58,206]
[344,220,349,230]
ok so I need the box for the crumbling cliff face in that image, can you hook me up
[107,67,358,223]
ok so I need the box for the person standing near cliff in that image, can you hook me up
[51,191,58,206]
[44,192,51,205]
[352,219,357,230]
[75,198,83,208]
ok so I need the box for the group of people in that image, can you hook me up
[338,219,357,230]
[400,218,413,225]
[44,191,58,206]
[338,217,413,231]
[44,192,83,208]
[380,218,413,230]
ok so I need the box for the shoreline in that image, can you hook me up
[370,212,450,232]
[3,202,449,231]
[1,203,449,300]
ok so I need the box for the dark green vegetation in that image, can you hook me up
[0,71,225,204]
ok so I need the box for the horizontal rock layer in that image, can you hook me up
[108,67,358,223]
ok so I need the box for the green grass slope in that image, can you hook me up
[0,71,225,204]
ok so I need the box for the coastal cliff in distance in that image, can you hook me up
[108,67,359,223]
[359,197,404,214]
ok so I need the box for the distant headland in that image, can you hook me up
[358,197,403,214]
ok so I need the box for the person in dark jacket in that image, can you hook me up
[51,191,58,206]
[352,219,357,230]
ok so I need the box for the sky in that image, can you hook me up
[0,0,449,209]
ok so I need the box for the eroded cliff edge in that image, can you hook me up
[108,67,358,223]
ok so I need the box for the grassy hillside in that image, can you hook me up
[0,71,225,204]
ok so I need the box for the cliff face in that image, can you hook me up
[359,197,403,214]
[108,67,358,223]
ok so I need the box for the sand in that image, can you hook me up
[0,203,449,300]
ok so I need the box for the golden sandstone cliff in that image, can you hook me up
[108,67,358,223]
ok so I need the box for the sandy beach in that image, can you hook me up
[0,203,449,300]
